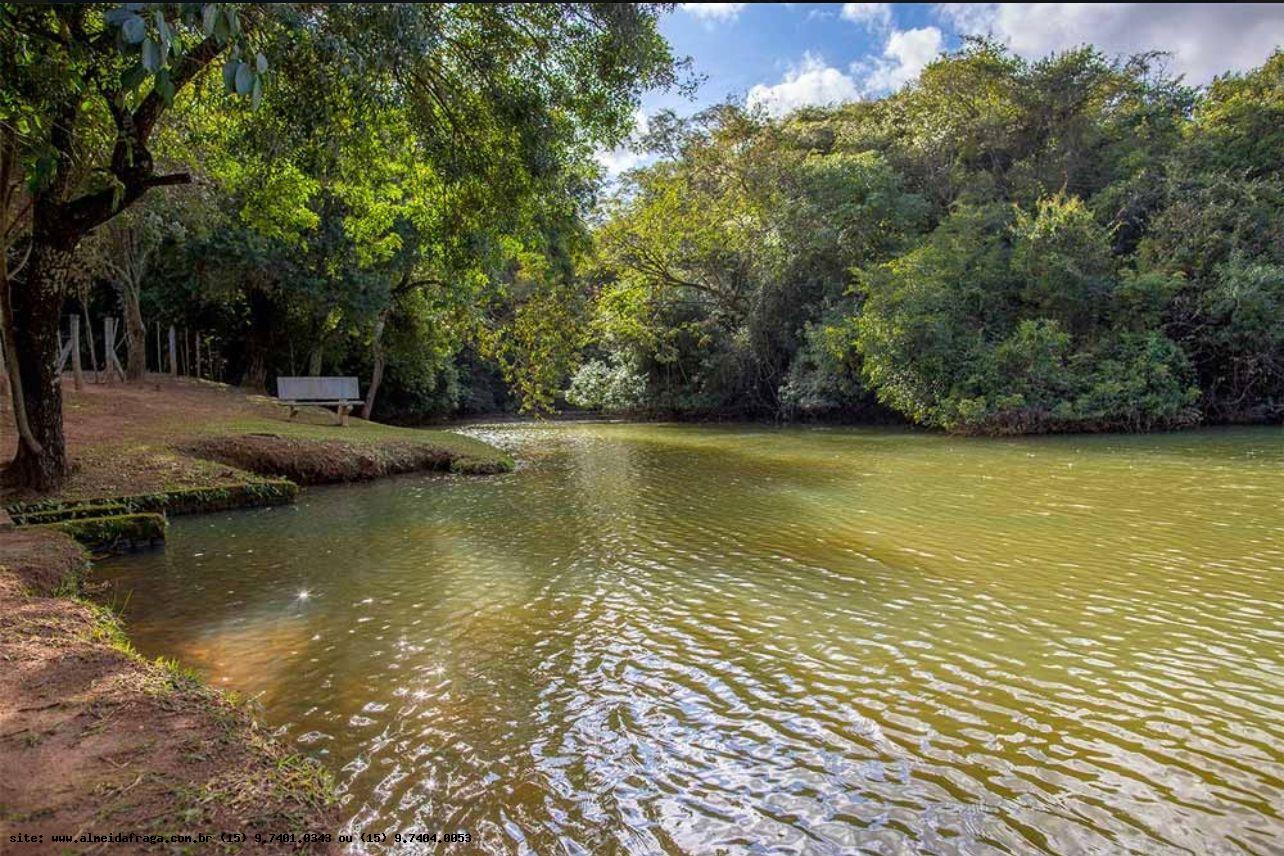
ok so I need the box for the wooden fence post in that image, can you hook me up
[69,315,84,391]
[102,318,112,383]
[0,334,5,415]
[104,318,126,382]
[168,326,177,378]
[56,325,74,375]
[85,311,99,382]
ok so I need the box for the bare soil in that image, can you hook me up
[0,532,339,853]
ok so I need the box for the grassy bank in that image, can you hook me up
[0,377,513,851]
[2,376,511,506]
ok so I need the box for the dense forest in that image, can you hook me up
[3,4,1283,490]
[578,42,1284,433]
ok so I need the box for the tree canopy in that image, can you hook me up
[578,42,1284,432]
[0,2,683,488]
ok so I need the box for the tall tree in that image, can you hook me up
[1,2,682,489]
[0,2,266,488]
[78,203,165,380]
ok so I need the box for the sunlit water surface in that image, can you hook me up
[101,423,1284,854]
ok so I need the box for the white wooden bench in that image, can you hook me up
[276,376,362,426]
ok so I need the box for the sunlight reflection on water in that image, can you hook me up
[103,423,1284,854]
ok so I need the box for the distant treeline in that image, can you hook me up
[572,42,1284,433]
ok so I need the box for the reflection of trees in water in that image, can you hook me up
[101,424,1284,855]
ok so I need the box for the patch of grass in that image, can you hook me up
[77,598,140,659]
[451,454,515,475]
[213,410,505,457]
[154,657,205,692]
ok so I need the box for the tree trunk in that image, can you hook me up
[307,344,323,376]
[122,282,146,381]
[6,238,74,490]
[240,288,274,392]
[361,311,389,420]
[242,349,268,392]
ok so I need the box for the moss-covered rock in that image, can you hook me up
[40,513,168,553]
[11,502,128,526]
[8,480,298,522]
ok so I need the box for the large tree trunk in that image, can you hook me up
[0,257,39,465]
[361,311,389,420]
[122,281,147,381]
[7,237,74,490]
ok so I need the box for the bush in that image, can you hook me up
[565,358,648,412]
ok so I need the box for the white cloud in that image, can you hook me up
[841,3,892,30]
[861,26,944,92]
[680,3,746,22]
[595,108,652,177]
[935,3,1284,82]
[747,53,862,117]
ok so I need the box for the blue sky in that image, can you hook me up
[601,3,1284,172]
[654,3,948,113]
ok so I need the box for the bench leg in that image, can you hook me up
[288,406,298,420]
[339,405,349,427]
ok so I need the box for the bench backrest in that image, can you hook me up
[276,376,359,401]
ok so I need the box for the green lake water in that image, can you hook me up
[100,422,1284,854]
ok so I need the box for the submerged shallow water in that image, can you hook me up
[101,423,1284,854]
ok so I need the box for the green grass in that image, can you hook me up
[209,410,505,459]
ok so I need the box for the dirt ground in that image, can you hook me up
[0,531,340,853]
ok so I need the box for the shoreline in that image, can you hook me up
[0,378,513,851]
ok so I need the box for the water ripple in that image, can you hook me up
[101,423,1284,854]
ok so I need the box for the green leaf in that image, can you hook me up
[251,75,262,110]
[154,69,176,105]
[121,14,146,44]
[234,63,253,95]
[141,38,160,72]
[201,4,218,35]
[121,63,148,92]
[255,52,268,74]
[222,59,239,92]
[213,9,230,42]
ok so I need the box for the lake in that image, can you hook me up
[100,422,1284,854]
